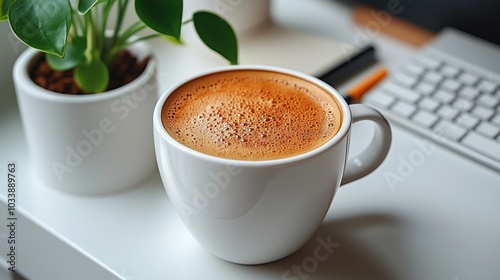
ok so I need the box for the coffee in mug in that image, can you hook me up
[161,69,343,160]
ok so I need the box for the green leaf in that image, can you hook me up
[135,0,182,41]
[8,0,71,57]
[193,11,238,65]
[74,57,109,93]
[46,37,86,71]
[0,0,15,20]
[77,0,99,15]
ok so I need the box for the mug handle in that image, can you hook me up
[341,104,392,185]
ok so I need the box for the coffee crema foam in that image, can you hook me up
[162,70,343,160]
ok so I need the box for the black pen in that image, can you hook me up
[317,44,377,90]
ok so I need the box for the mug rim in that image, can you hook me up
[153,64,352,166]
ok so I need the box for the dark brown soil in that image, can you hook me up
[30,50,150,95]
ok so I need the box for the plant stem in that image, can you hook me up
[105,20,146,65]
[72,8,84,37]
[111,0,129,47]
[125,34,161,46]
[100,0,115,56]
[84,10,95,63]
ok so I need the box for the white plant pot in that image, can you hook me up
[184,0,271,35]
[13,41,158,194]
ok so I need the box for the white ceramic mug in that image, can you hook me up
[153,65,391,264]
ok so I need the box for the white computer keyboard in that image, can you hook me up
[363,53,500,172]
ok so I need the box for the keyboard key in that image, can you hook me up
[423,71,443,84]
[456,113,480,129]
[417,56,440,69]
[477,80,498,94]
[462,131,500,162]
[434,120,467,140]
[418,97,440,111]
[415,82,435,95]
[434,90,455,104]
[391,101,417,118]
[393,72,418,87]
[437,106,459,120]
[458,86,480,100]
[412,111,438,128]
[441,79,461,92]
[491,115,500,127]
[440,65,460,78]
[382,82,421,103]
[363,90,396,108]
[477,94,499,108]
[471,106,494,120]
[458,72,479,85]
[452,98,474,112]
[404,63,425,76]
[475,122,500,138]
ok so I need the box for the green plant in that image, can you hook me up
[0,0,238,93]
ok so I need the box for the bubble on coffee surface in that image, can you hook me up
[162,70,341,160]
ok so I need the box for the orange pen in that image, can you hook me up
[345,67,388,103]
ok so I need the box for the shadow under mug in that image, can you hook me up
[153,65,391,264]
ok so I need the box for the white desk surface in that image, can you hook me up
[1,0,500,279]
